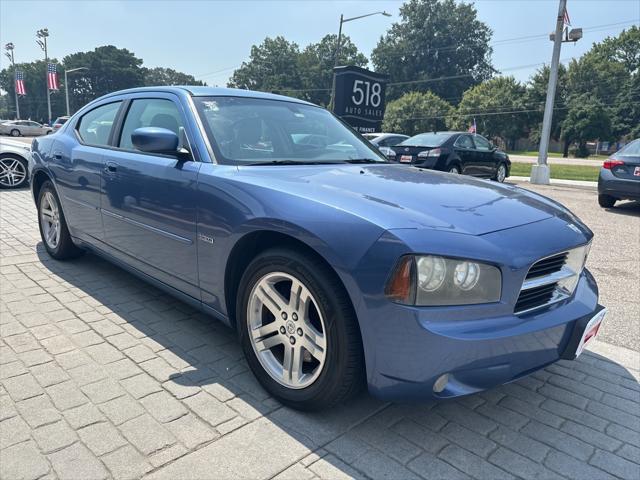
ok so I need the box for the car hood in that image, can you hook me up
[234,164,568,236]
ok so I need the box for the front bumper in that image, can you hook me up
[598,168,640,201]
[365,269,599,401]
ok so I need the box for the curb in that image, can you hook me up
[509,175,597,189]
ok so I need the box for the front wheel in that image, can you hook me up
[37,181,83,259]
[0,155,28,189]
[10,129,20,137]
[494,163,507,183]
[598,194,616,208]
[448,165,461,174]
[237,248,364,410]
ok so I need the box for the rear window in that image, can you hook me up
[400,133,452,147]
[618,140,640,157]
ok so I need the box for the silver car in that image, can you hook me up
[0,120,53,137]
[0,138,31,188]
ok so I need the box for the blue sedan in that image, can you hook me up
[30,87,604,410]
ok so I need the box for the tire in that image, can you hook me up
[37,181,83,259]
[10,129,20,137]
[237,248,364,410]
[598,194,616,208]
[494,163,507,183]
[0,154,28,189]
[448,165,461,174]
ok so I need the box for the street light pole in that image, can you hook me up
[36,28,52,125]
[64,67,88,116]
[329,10,391,111]
[531,0,578,185]
[4,43,20,120]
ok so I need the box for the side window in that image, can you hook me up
[474,135,491,151]
[119,99,184,150]
[77,102,121,147]
[455,135,474,149]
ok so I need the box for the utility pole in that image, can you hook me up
[531,0,566,184]
[36,28,52,125]
[531,0,582,184]
[3,43,20,120]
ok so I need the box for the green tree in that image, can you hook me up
[451,76,526,149]
[298,34,368,106]
[371,0,494,102]
[143,67,205,87]
[382,91,452,135]
[228,37,303,95]
[62,45,145,112]
[561,95,612,157]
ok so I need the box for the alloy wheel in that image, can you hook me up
[496,164,506,182]
[0,157,27,188]
[247,271,327,389]
[40,191,61,249]
[449,166,460,174]
[10,129,20,137]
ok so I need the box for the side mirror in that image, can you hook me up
[131,127,179,154]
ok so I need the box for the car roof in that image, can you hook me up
[409,131,466,136]
[99,86,316,107]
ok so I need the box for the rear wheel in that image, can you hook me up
[37,181,83,259]
[237,248,364,410]
[448,165,461,174]
[10,129,20,137]
[598,194,616,208]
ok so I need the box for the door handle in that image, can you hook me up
[105,161,118,173]
[53,151,63,160]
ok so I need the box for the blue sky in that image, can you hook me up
[1,0,638,86]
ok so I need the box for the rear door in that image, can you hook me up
[51,100,123,240]
[100,94,201,297]
[453,134,478,174]
[471,135,496,177]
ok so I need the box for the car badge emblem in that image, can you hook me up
[405,147,409,152]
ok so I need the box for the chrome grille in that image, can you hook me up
[515,251,573,315]
[525,252,568,279]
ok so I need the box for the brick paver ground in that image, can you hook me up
[1,187,639,480]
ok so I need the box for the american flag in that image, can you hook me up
[47,63,59,90]
[468,118,477,134]
[15,70,26,96]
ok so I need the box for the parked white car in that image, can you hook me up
[0,138,31,188]
[0,120,52,137]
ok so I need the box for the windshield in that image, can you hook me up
[400,133,452,147]
[194,96,387,165]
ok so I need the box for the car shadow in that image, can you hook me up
[602,200,640,216]
[36,247,639,479]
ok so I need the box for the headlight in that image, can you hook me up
[557,243,591,295]
[386,255,502,306]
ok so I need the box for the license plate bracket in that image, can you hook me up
[633,166,640,176]
[400,155,413,163]
[560,306,607,360]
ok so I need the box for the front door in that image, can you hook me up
[101,95,201,298]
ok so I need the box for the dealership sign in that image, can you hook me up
[332,66,388,134]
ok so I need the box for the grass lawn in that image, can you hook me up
[510,162,600,182]
[507,150,608,161]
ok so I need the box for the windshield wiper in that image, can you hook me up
[344,158,386,164]
[245,159,343,166]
